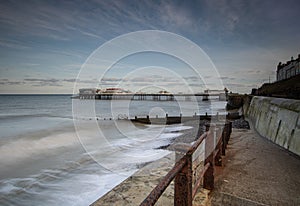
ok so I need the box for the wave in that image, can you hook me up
[0,113,73,121]
[0,120,193,205]
[0,157,130,206]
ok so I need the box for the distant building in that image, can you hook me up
[101,88,130,94]
[79,88,97,94]
[253,54,300,99]
[159,90,170,94]
[276,54,300,81]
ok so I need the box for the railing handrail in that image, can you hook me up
[139,132,208,206]
[139,156,187,206]
[186,132,208,156]
[139,122,232,206]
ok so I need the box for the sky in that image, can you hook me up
[0,0,299,94]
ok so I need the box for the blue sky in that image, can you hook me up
[0,0,299,94]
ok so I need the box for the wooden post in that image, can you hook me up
[205,124,210,132]
[214,127,222,166]
[204,125,215,190]
[174,154,193,206]
[225,122,231,143]
[222,128,226,155]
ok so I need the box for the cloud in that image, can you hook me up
[24,78,58,82]
[23,78,61,86]
[63,78,77,83]
[1,78,80,87]
[220,76,236,81]
[183,76,201,81]
[0,39,31,49]
[101,77,123,82]
[45,49,85,59]
[0,79,25,85]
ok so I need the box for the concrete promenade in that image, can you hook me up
[210,127,300,205]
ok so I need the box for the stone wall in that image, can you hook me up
[246,96,300,156]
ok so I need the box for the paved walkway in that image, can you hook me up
[210,128,300,206]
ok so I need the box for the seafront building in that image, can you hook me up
[253,53,300,99]
[276,54,300,81]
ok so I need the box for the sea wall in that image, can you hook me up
[246,96,300,156]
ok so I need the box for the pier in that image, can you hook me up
[77,92,227,101]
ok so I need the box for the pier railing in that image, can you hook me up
[140,122,232,206]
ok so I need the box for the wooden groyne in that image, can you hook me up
[131,113,241,125]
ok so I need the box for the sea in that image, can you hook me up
[0,94,226,205]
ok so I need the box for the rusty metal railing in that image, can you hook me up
[140,122,232,206]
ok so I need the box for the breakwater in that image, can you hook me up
[245,96,300,156]
[131,113,241,125]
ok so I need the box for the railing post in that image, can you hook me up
[174,154,193,206]
[204,125,215,190]
[222,126,227,155]
[214,127,222,166]
[225,122,231,143]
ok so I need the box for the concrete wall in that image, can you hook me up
[246,96,300,156]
